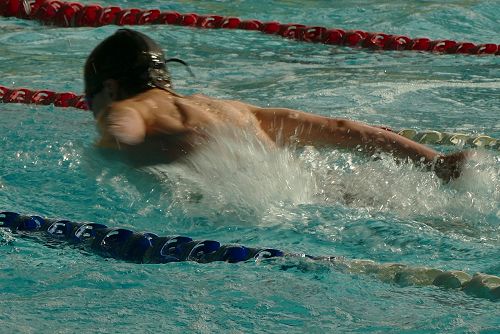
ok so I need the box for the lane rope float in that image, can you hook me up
[1,85,498,150]
[0,0,498,56]
[1,211,499,301]
[397,129,499,150]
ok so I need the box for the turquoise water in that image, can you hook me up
[1,0,499,332]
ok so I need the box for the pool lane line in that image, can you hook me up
[1,211,499,301]
[0,0,498,56]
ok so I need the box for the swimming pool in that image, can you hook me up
[1,0,499,332]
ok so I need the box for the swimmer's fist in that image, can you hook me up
[433,151,472,182]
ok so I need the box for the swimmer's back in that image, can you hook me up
[96,88,274,164]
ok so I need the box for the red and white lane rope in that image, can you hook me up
[0,0,498,55]
[0,85,87,110]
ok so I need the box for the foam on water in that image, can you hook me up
[366,80,500,106]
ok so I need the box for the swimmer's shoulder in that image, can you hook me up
[108,90,176,118]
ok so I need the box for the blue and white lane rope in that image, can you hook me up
[2,211,499,300]
[0,211,294,264]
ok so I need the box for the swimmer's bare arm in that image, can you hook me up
[251,107,469,181]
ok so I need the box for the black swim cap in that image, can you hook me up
[84,29,173,98]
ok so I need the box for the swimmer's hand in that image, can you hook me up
[433,151,472,182]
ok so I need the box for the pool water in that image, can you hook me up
[1,0,499,332]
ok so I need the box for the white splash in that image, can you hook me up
[305,149,500,236]
[147,127,318,224]
[146,126,499,229]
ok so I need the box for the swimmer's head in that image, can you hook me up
[84,29,173,115]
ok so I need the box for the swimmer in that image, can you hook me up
[84,29,470,182]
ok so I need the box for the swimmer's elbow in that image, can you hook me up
[95,136,120,149]
[112,130,145,145]
[107,106,147,145]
